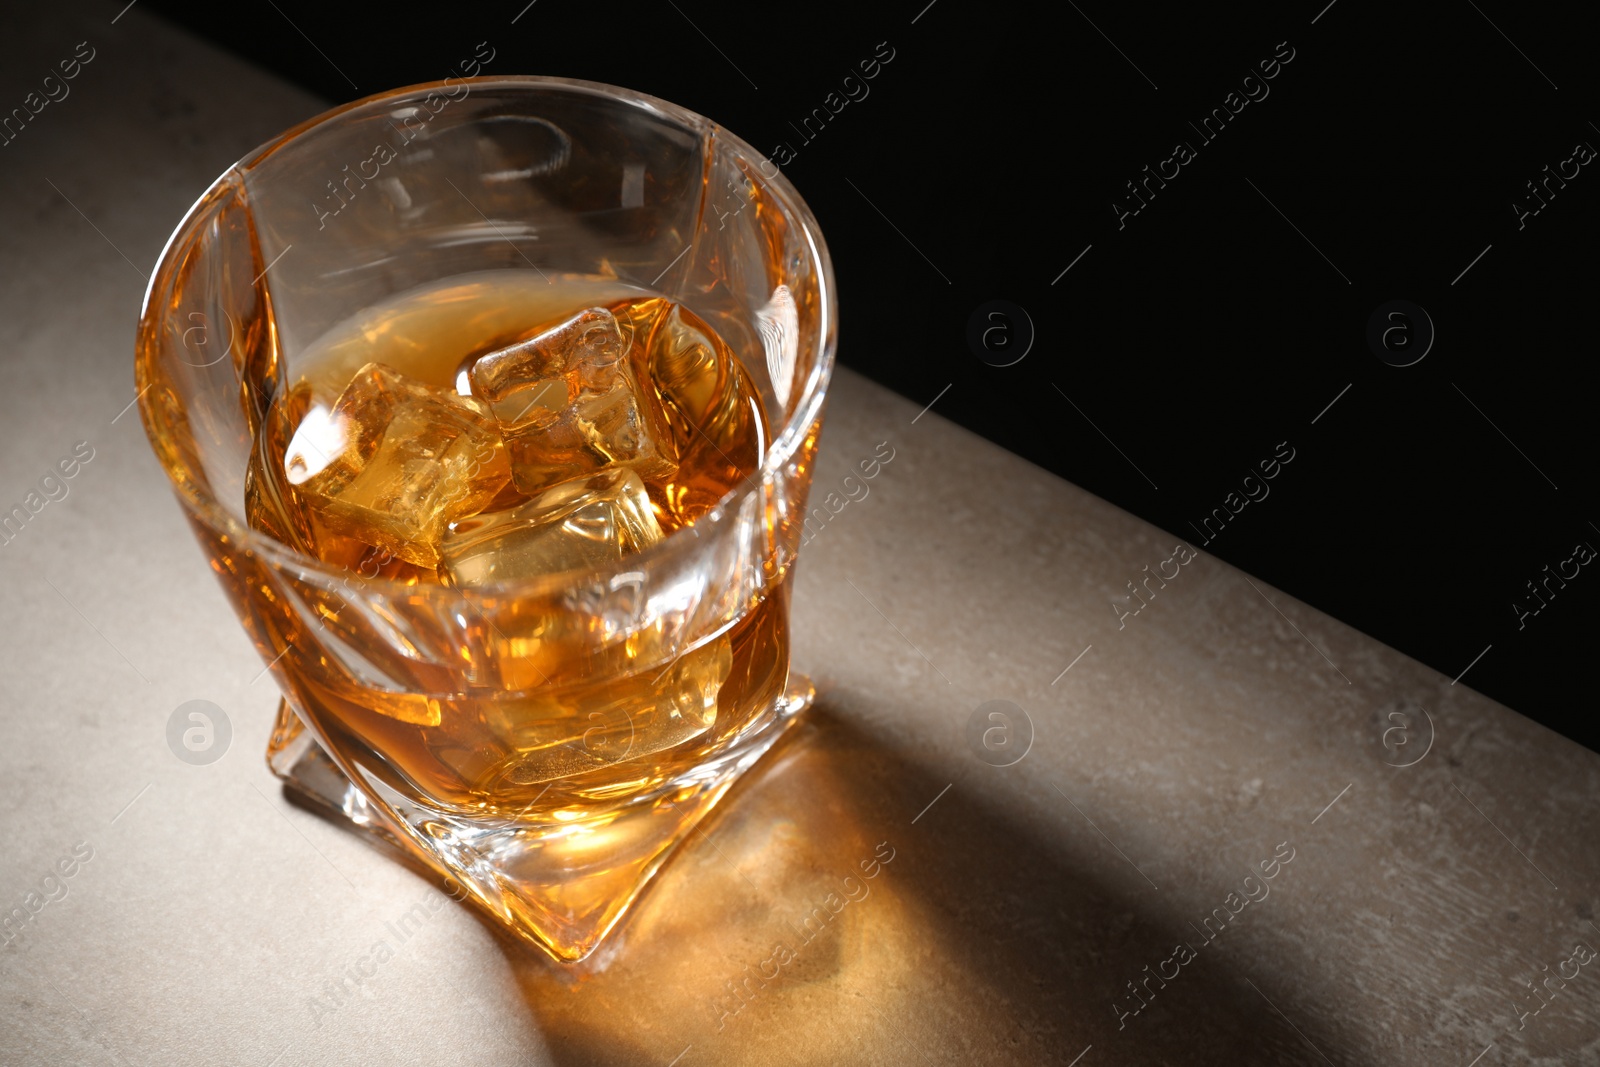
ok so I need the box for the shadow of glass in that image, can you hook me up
[446,702,1349,1066]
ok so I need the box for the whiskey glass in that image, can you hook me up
[135,77,835,961]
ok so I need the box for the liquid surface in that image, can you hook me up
[243,271,784,812]
[249,272,766,582]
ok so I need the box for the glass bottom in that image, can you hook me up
[266,673,813,962]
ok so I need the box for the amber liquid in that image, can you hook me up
[244,272,786,816]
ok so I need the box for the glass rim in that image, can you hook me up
[138,75,837,599]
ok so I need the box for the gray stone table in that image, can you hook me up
[2,5,1596,1065]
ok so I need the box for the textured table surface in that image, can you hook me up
[3,6,1598,1066]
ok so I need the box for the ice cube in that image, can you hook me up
[249,381,390,570]
[645,302,765,526]
[440,467,663,587]
[478,634,733,786]
[292,362,510,567]
[466,307,677,495]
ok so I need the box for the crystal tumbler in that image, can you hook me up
[135,77,835,961]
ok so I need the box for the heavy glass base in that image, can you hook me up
[266,674,813,962]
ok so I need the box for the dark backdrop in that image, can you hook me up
[140,0,1597,751]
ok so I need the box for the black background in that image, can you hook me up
[141,0,1597,750]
